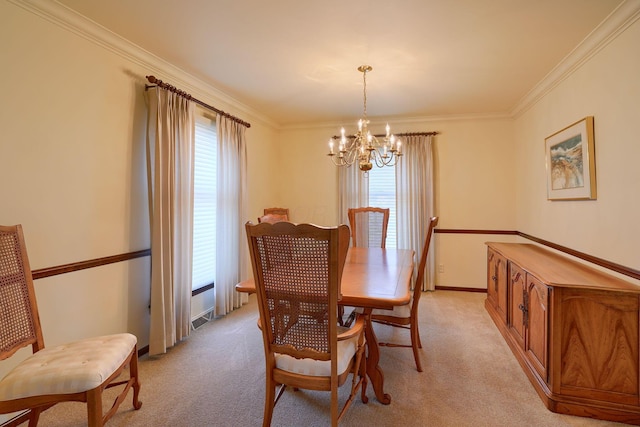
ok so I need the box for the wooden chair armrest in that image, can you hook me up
[337,315,365,341]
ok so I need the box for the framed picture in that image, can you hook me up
[545,116,596,200]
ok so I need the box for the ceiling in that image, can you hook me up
[56,0,624,127]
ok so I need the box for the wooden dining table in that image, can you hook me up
[235,246,415,405]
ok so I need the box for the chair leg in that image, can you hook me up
[27,407,43,427]
[130,348,143,410]
[410,321,423,372]
[262,376,276,427]
[330,386,338,427]
[86,388,103,427]
[340,348,366,420]
[359,350,369,404]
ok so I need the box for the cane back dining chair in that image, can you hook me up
[0,225,142,427]
[340,207,391,324]
[258,207,290,224]
[347,207,390,248]
[371,216,439,372]
[245,221,367,427]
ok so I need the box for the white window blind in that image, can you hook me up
[368,167,396,248]
[192,115,217,290]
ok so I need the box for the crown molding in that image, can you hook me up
[10,0,640,128]
[9,0,278,129]
[511,0,640,118]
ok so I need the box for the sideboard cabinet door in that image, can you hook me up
[555,288,639,405]
[487,248,508,324]
[508,263,526,349]
[525,275,548,381]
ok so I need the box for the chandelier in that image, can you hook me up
[327,65,402,172]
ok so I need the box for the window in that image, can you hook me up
[192,114,217,291]
[367,167,396,248]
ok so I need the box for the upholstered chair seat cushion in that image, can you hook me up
[371,303,411,318]
[274,326,362,376]
[352,302,411,319]
[0,333,137,401]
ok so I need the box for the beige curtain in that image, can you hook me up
[338,164,367,230]
[215,115,248,316]
[396,134,435,291]
[146,87,195,355]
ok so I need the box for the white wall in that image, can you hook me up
[245,118,286,223]
[432,118,517,289]
[513,13,640,286]
[272,126,344,226]
[1,1,152,347]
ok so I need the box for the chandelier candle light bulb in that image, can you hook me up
[327,65,402,172]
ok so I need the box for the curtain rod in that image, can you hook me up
[145,75,251,129]
[331,131,439,139]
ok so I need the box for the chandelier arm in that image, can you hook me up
[344,137,358,152]
[339,143,359,166]
[371,150,392,168]
[387,152,400,167]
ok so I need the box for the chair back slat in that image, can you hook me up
[0,225,44,359]
[413,217,439,298]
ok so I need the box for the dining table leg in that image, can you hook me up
[362,308,391,405]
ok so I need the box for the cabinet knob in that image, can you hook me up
[518,302,529,326]
[491,275,497,281]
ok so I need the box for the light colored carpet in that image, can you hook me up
[34,291,626,426]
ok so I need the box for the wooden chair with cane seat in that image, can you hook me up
[347,207,390,248]
[0,225,142,427]
[245,221,367,427]
[258,207,290,224]
[371,216,439,372]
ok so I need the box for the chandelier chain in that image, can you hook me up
[362,68,367,120]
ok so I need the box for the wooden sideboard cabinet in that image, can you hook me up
[485,242,640,425]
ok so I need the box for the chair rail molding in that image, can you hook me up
[435,228,640,282]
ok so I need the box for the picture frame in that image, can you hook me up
[545,116,596,200]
